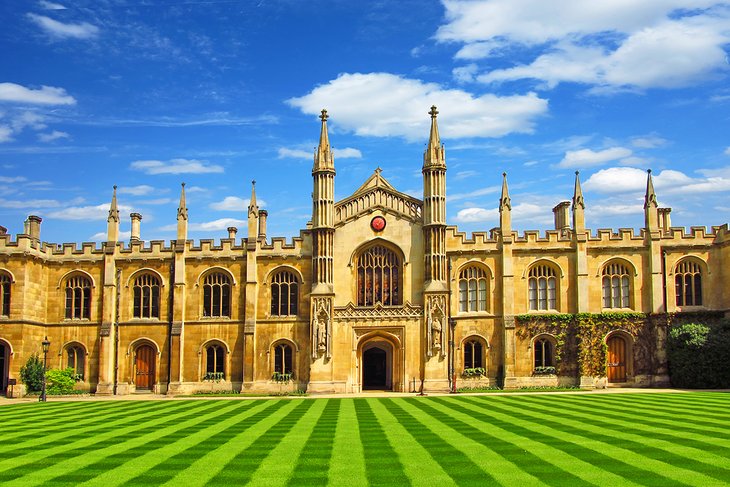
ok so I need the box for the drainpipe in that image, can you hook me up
[661,249,668,314]
[167,259,174,391]
[113,269,121,395]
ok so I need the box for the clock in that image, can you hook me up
[371,216,386,232]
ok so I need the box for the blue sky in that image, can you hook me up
[1,0,729,243]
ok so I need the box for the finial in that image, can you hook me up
[575,170,579,176]
[429,105,438,119]
[182,182,185,187]
[502,172,507,177]
[647,169,652,174]
[113,185,117,190]
[252,179,256,186]
[319,109,328,122]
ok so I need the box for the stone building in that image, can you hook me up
[1,107,728,396]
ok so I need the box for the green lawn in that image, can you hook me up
[0,392,728,486]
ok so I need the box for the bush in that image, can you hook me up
[19,354,44,393]
[45,368,77,395]
[668,321,730,388]
[461,367,486,378]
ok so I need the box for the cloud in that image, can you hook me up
[453,202,548,224]
[278,148,311,159]
[557,147,633,168]
[452,64,479,83]
[0,176,27,183]
[210,196,267,211]
[454,207,497,223]
[27,13,99,39]
[725,146,730,156]
[38,130,69,142]
[0,126,11,143]
[288,72,548,140]
[89,230,131,241]
[48,203,133,220]
[631,135,668,149]
[0,83,76,105]
[39,1,66,9]
[583,166,730,195]
[130,159,224,175]
[454,40,505,60]
[453,170,479,180]
[336,147,362,159]
[448,185,501,202]
[0,197,62,209]
[159,218,246,233]
[117,185,156,196]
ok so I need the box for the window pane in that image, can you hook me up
[478,280,487,312]
[547,277,556,310]
[473,341,483,368]
[694,274,702,305]
[271,285,279,315]
[621,276,630,308]
[528,279,537,311]
[538,278,547,310]
[602,276,610,308]
[464,342,473,368]
[290,283,298,315]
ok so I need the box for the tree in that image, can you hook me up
[20,353,44,393]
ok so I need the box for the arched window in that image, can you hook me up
[133,273,161,319]
[458,266,488,313]
[0,272,10,317]
[528,264,557,311]
[65,275,92,319]
[270,270,298,316]
[203,272,231,318]
[205,343,225,378]
[463,338,484,369]
[357,245,401,306]
[65,344,85,380]
[675,259,702,306]
[534,337,555,369]
[273,342,293,375]
[602,262,631,309]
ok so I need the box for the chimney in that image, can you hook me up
[658,207,672,233]
[258,210,268,241]
[227,226,237,240]
[26,215,42,241]
[0,225,7,235]
[552,202,570,234]
[130,213,142,241]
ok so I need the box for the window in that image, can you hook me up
[675,259,702,306]
[357,245,401,306]
[534,338,554,368]
[602,262,631,308]
[270,270,298,316]
[205,343,225,377]
[66,344,85,380]
[65,275,91,319]
[273,343,293,375]
[203,272,231,318]
[463,338,484,369]
[133,273,161,319]
[458,266,488,313]
[528,264,557,311]
[0,272,10,317]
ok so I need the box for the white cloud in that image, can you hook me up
[590,202,644,216]
[288,72,548,140]
[452,64,479,83]
[631,135,668,148]
[448,185,501,202]
[89,230,131,241]
[11,111,46,131]
[0,198,62,209]
[0,83,76,105]
[454,40,505,60]
[39,1,67,9]
[557,147,633,168]
[454,207,497,223]
[27,13,99,39]
[0,176,27,183]
[48,203,133,220]
[583,166,730,195]
[278,148,311,159]
[336,147,362,159]
[453,202,548,224]
[130,159,224,175]
[117,185,156,196]
[210,196,267,211]
[38,130,69,142]
[160,218,246,233]
[454,170,479,180]
[0,125,12,143]
[583,167,653,194]
[725,146,730,156]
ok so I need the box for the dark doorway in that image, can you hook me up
[135,345,155,390]
[0,342,7,395]
[363,346,389,390]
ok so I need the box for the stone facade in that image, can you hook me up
[1,108,728,396]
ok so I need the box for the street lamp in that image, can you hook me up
[40,336,50,402]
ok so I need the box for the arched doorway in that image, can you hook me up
[0,341,8,395]
[607,335,627,383]
[361,340,394,391]
[135,344,156,390]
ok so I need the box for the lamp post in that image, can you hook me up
[40,336,50,402]
[449,318,456,393]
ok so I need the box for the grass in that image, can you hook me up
[0,392,728,486]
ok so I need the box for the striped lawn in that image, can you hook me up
[0,393,728,486]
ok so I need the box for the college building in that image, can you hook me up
[1,107,728,396]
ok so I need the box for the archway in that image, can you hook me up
[134,344,156,390]
[607,335,627,383]
[361,340,394,390]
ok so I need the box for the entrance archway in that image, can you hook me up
[607,335,627,383]
[134,344,156,390]
[363,347,389,390]
[359,334,400,391]
[0,341,8,395]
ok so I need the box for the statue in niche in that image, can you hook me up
[317,310,328,353]
[432,314,442,351]
[427,295,445,355]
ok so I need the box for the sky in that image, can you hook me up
[1,0,729,244]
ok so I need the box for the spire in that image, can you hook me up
[423,105,445,169]
[572,171,585,234]
[644,169,657,209]
[314,109,334,172]
[177,183,188,221]
[572,171,585,210]
[499,172,511,211]
[107,186,120,222]
[644,169,659,233]
[248,180,259,217]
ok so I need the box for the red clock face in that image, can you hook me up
[371,216,386,232]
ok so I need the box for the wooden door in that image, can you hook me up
[135,345,155,390]
[607,336,626,383]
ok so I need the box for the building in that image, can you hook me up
[1,107,728,396]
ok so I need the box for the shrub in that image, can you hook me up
[45,368,77,395]
[461,367,486,378]
[668,321,730,389]
[203,372,224,382]
[19,353,44,393]
[272,372,293,383]
[533,366,557,375]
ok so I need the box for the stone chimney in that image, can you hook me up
[0,225,7,235]
[258,210,268,241]
[26,215,42,241]
[227,226,237,240]
[552,202,570,234]
[658,207,672,233]
[130,213,142,242]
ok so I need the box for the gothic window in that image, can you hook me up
[602,262,631,309]
[65,344,85,380]
[133,273,161,319]
[65,275,92,319]
[270,270,298,316]
[534,337,555,369]
[203,272,231,318]
[273,342,293,375]
[463,338,484,369]
[205,343,225,377]
[528,264,557,311]
[458,266,488,313]
[357,245,401,306]
[0,272,10,317]
[675,259,703,307]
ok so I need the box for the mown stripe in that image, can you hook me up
[203,399,316,486]
[327,399,367,487]
[286,399,341,487]
[353,398,412,487]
